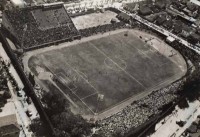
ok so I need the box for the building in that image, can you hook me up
[190,0,200,6]
[155,0,166,9]
[0,124,20,137]
[0,102,20,137]
[166,36,175,43]
[123,3,139,13]
[10,0,25,8]
[163,20,173,30]
[156,15,167,25]
[180,25,194,38]
[188,33,200,44]
[138,6,152,16]
[117,12,131,22]
[172,21,183,34]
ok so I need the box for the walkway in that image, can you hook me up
[0,43,39,137]
[151,100,200,137]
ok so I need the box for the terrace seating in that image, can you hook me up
[3,6,80,50]
[95,80,183,136]
[80,22,126,38]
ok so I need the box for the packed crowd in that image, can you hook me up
[32,7,73,30]
[79,22,126,37]
[4,7,128,50]
[95,80,184,136]
[4,7,80,50]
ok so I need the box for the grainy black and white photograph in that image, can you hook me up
[0,0,200,136]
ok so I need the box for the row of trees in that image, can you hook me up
[0,58,13,112]
[171,41,200,102]
[34,90,93,137]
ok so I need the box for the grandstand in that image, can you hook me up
[2,4,80,51]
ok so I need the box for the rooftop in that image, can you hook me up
[0,100,15,118]
[0,124,20,136]
[10,0,25,6]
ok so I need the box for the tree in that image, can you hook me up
[41,91,92,137]
[29,118,51,137]
[42,91,70,116]
[29,73,35,86]
[3,91,11,99]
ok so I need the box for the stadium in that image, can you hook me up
[2,1,187,136]
[25,28,187,118]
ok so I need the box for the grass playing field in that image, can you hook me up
[72,10,119,30]
[28,29,185,116]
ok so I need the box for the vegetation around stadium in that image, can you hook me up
[3,1,200,136]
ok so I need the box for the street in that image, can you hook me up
[151,100,200,137]
[0,44,38,137]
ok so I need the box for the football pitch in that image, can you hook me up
[28,30,186,116]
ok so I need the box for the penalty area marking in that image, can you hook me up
[62,61,101,95]
[54,71,96,114]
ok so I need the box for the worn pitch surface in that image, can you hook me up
[28,31,182,114]
[72,10,119,30]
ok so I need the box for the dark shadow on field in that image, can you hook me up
[28,30,183,115]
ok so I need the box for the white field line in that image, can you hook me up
[91,43,146,88]
[42,62,79,108]
[43,57,99,114]
[158,62,171,67]
[96,72,182,120]
[56,71,98,100]
[54,71,96,114]
[81,92,98,100]
[123,34,176,69]
[61,61,105,113]
[63,61,101,95]
[115,55,127,70]
[104,58,125,71]
[124,37,157,64]
[49,79,79,108]
[57,72,77,90]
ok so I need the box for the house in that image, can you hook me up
[117,12,131,22]
[150,5,161,13]
[166,36,175,43]
[144,15,158,22]
[0,124,20,137]
[187,1,198,12]
[172,20,183,34]
[10,0,25,8]
[155,1,166,9]
[172,1,186,10]
[180,25,194,38]
[163,20,173,30]
[156,15,167,25]
[0,102,20,137]
[139,6,152,16]
[190,0,200,7]
[186,122,198,133]
[188,33,200,44]
[124,3,139,13]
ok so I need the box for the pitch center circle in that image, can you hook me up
[104,56,127,71]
